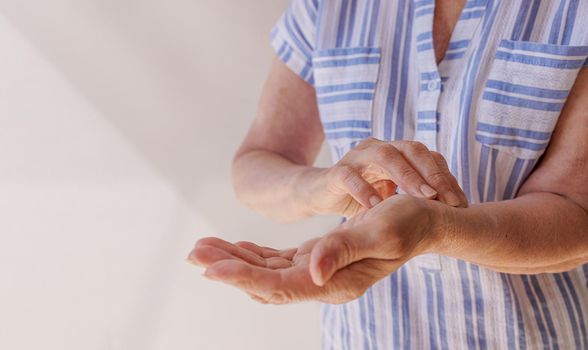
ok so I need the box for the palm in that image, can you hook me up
[191,236,399,304]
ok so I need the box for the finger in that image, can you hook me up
[207,256,326,304]
[392,142,462,207]
[358,143,436,201]
[278,248,298,260]
[205,259,277,285]
[188,244,249,267]
[332,165,383,208]
[248,293,269,304]
[234,241,281,258]
[190,237,266,267]
[235,241,297,261]
[204,260,292,304]
[191,239,293,270]
[308,229,381,287]
[431,152,468,207]
[192,241,292,269]
[371,179,397,199]
[265,257,293,269]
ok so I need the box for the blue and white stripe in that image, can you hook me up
[272,0,588,348]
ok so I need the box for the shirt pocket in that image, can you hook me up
[312,47,381,160]
[476,39,588,159]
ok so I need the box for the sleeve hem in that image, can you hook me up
[271,30,314,85]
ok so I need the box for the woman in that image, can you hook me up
[190,1,588,348]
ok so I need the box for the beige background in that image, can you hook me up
[0,1,338,349]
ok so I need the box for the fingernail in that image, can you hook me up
[186,257,198,266]
[420,184,438,199]
[186,249,196,262]
[202,270,217,280]
[369,195,382,207]
[446,191,462,207]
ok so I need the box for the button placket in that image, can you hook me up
[416,77,441,151]
[427,79,439,92]
[412,5,446,270]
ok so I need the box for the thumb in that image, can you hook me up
[309,229,376,286]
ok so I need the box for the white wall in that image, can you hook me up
[0,1,337,349]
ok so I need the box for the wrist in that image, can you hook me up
[421,199,457,255]
[289,166,327,217]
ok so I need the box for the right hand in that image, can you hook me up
[300,138,468,218]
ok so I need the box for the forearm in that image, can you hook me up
[432,192,588,273]
[232,149,323,222]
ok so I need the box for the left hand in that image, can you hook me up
[188,195,439,304]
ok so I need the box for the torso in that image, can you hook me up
[273,1,588,348]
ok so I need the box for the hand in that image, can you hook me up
[300,138,467,218]
[188,195,438,304]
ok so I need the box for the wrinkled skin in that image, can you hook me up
[189,195,434,304]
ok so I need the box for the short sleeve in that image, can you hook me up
[271,0,318,84]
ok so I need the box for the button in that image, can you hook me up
[427,80,438,92]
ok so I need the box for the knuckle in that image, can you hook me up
[399,167,418,183]
[327,234,356,262]
[364,137,380,145]
[347,288,364,301]
[250,294,269,304]
[374,144,398,162]
[431,151,449,166]
[357,137,378,149]
[425,171,448,186]
[335,165,355,183]
[406,142,431,159]
[351,285,369,300]
[336,167,366,194]
[430,151,443,160]
[337,283,365,302]
[408,141,428,152]
[268,290,289,305]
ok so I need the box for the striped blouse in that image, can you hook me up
[271,0,588,349]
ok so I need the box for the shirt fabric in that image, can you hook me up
[272,0,588,349]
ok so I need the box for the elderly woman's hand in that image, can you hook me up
[300,138,467,218]
[188,195,441,304]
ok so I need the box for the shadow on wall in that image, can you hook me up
[0,0,337,238]
[0,1,339,350]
